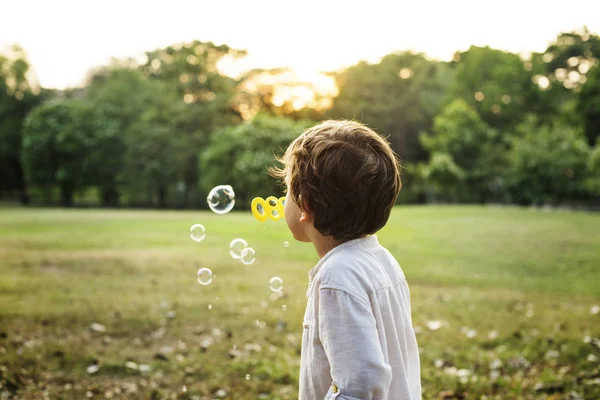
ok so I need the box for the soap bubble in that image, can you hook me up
[207,185,235,214]
[245,374,251,380]
[240,247,256,265]
[197,268,213,285]
[189,224,206,242]
[283,241,289,248]
[269,277,283,293]
[282,305,287,311]
[230,238,248,259]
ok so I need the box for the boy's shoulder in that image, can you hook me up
[316,243,404,303]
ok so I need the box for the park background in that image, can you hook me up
[1,1,600,399]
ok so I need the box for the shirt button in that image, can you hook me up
[332,383,339,393]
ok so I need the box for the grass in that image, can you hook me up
[0,205,599,399]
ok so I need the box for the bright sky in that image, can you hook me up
[2,0,599,89]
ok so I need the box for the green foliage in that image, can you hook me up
[584,144,600,197]
[420,99,506,202]
[8,30,600,208]
[200,114,310,207]
[123,90,188,208]
[22,101,92,205]
[329,52,452,162]
[0,45,42,199]
[83,105,124,206]
[506,116,590,205]
[450,46,539,130]
[86,68,186,206]
[578,64,600,145]
[420,153,465,201]
[21,100,125,206]
[544,27,600,71]
[139,41,246,207]
[533,27,600,119]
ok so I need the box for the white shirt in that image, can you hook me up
[299,235,421,400]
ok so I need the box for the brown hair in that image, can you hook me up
[269,120,401,242]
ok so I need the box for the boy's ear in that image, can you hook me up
[299,198,313,223]
[299,211,312,223]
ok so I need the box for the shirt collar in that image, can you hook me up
[307,235,379,283]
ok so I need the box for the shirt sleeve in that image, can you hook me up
[318,287,392,400]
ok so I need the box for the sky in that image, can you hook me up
[2,0,600,89]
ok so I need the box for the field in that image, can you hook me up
[0,205,599,400]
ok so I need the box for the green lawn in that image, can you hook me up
[0,206,599,399]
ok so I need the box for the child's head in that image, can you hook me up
[270,120,401,243]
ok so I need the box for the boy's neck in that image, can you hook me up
[309,231,343,259]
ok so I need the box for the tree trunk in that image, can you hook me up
[45,185,53,204]
[184,155,198,209]
[158,185,167,209]
[101,187,120,207]
[12,159,30,205]
[60,185,74,207]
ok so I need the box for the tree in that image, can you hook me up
[543,27,600,87]
[21,101,95,206]
[328,52,452,162]
[450,46,541,131]
[531,27,600,128]
[420,153,465,202]
[506,116,590,205]
[86,67,189,208]
[420,99,505,202]
[138,41,245,207]
[585,144,600,198]
[86,68,174,206]
[0,45,43,203]
[577,64,600,146]
[200,114,310,208]
[122,89,188,208]
[81,104,123,206]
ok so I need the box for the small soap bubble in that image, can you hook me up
[245,374,251,380]
[208,304,213,310]
[197,268,213,285]
[207,185,235,214]
[230,238,248,259]
[240,247,256,265]
[189,224,206,242]
[269,277,283,293]
[282,305,287,311]
[284,241,289,248]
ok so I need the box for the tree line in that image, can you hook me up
[1,27,599,209]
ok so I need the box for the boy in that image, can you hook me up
[270,120,421,400]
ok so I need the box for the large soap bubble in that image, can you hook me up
[207,185,235,214]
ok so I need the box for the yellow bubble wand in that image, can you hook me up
[251,196,286,222]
